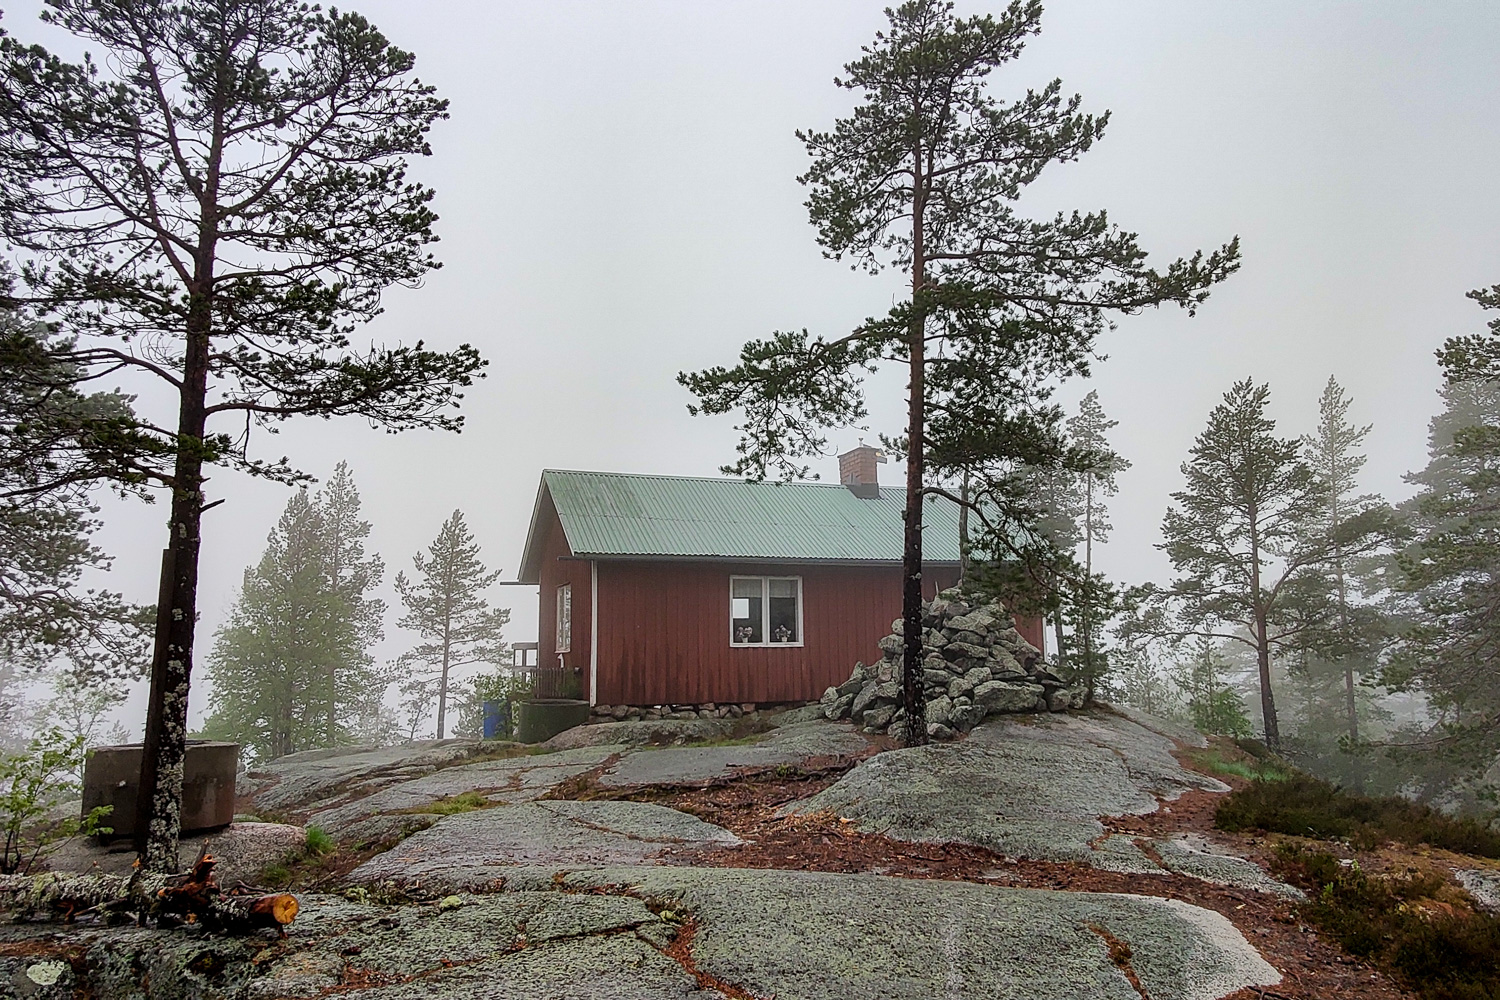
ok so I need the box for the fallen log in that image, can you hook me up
[0,854,298,933]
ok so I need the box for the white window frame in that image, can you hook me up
[729,575,804,648]
[556,583,572,653]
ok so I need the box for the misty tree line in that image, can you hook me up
[199,466,513,760]
[1018,285,1500,800]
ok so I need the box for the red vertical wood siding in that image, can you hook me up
[593,560,1044,706]
[533,507,594,701]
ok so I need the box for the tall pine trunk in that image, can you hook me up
[136,131,223,871]
[900,140,929,747]
[135,292,212,870]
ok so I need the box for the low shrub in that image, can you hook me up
[1277,845,1500,1000]
[1216,775,1500,857]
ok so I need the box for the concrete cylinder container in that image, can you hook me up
[81,740,239,839]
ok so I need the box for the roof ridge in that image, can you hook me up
[542,468,905,492]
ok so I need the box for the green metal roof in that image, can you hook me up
[519,470,966,581]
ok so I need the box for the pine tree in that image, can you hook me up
[680,0,1238,744]
[0,0,485,870]
[395,512,510,740]
[0,317,154,680]
[1151,379,1384,748]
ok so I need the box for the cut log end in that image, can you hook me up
[250,893,299,926]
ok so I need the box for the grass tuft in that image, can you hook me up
[1216,774,1500,857]
[417,791,495,815]
[1189,749,1293,782]
[305,825,335,855]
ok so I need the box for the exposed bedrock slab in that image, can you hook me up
[787,710,1233,873]
[349,801,741,890]
[243,739,499,815]
[45,821,307,884]
[555,866,1281,1000]
[1457,868,1500,912]
[543,717,742,751]
[599,721,871,788]
[0,869,1279,999]
[306,744,625,834]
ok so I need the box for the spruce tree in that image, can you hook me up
[1300,377,1387,743]
[203,467,386,760]
[204,491,346,760]
[1393,286,1500,758]
[395,512,510,741]
[315,463,387,744]
[0,1,485,869]
[680,0,1238,744]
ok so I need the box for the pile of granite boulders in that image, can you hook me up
[821,589,1086,740]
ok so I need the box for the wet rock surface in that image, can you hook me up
[305,744,626,831]
[349,800,742,890]
[15,706,1312,998]
[46,821,307,884]
[785,709,1294,895]
[242,739,500,815]
[597,721,871,787]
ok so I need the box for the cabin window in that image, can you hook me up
[556,584,572,653]
[730,576,802,647]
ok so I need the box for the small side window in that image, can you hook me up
[556,584,572,653]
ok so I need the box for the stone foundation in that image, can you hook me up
[589,701,806,723]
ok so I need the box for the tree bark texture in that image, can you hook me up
[136,226,217,871]
[900,139,929,748]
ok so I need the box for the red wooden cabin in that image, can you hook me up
[517,447,1046,708]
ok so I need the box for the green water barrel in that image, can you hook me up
[515,698,591,744]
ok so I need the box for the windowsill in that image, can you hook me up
[729,642,805,649]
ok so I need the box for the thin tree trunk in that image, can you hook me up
[957,469,970,585]
[1248,513,1280,748]
[899,138,929,747]
[436,598,452,740]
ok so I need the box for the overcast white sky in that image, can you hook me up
[9,1,1498,727]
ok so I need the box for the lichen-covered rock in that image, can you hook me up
[820,590,1059,740]
[975,680,1045,713]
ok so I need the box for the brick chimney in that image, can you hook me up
[838,444,886,499]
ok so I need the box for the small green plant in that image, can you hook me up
[1217,775,1500,856]
[1276,845,1500,1000]
[0,728,112,875]
[305,826,335,855]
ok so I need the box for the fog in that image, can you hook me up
[7,0,1496,727]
